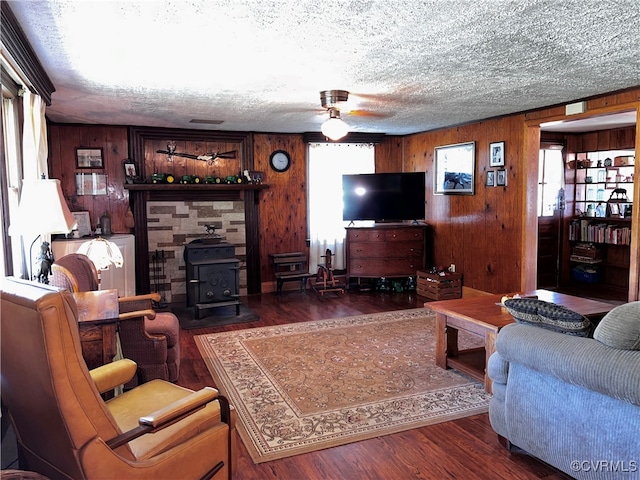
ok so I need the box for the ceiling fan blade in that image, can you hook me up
[345,109,391,118]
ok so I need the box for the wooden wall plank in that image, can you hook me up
[254,133,308,287]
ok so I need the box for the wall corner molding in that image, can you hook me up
[1,2,55,105]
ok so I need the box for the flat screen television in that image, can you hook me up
[342,172,426,222]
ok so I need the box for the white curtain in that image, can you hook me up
[22,90,48,179]
[2,97,24,276]
[307,143,374,271]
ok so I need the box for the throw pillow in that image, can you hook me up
[503,298,592,337]
[593,302,640,350]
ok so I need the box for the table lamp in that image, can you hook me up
[77,237,123,288]
[9,177,77,283]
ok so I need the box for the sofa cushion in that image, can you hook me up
[593,301,640,351]
[503,298,592,337]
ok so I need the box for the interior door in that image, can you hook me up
[537,211,561,289]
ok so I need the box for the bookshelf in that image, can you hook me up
[565,150,634,299]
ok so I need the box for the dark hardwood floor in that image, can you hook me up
[177,289,572,480]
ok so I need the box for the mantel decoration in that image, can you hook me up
[156,142,237,165]
[123,160,138,184]
[75,147,104,169]
[434,141,476,195]
[489,141,505,167]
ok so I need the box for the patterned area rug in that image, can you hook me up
[195,308,491,463]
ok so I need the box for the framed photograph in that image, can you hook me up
[434,141,475,195]
[71,211,91,237]
[489,141,505,167]
[75,148,104,168]
[123,161,138,184]
[607,203,620,216]
[76,172,107,195]
[486,170,496,187]
[496,169,507,187]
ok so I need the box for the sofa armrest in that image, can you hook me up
[495,323,640,407]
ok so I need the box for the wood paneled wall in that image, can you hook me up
[253,134,308,286]
[398,116,527,294]
[48,124,130,233]
[47,87,639,298]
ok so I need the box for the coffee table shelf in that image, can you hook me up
[446,348,485,382]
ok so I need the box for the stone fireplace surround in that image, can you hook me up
[125,183,266,298]
[147,200,247,304]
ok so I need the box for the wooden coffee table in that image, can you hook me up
[427,290,616,393]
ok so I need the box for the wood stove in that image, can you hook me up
[184,239,240,319]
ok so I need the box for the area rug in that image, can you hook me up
[173,304,260,330]
[195,308,491,463]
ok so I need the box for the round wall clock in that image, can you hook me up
[269,150,291,172]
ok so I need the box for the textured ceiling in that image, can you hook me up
[6,0,640,136]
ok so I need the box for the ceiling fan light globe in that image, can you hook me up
[321,117,349,140]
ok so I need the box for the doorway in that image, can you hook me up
[536,144,565,289]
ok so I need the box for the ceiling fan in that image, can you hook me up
[319,90,351,140]
[156,143,237,165]
[319,90,389,140]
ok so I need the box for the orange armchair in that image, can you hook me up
[1,278,234,479]
[50,253,180,386]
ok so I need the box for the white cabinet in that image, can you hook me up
[51,234,136,297]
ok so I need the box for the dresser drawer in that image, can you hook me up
[349,241,423,259]
[349,258,423,277]
[384,228,424,242]
[347,229,385,242]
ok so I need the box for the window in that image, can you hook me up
[307,143,374,270]
[1,76,24,277]
[538,145,565,217]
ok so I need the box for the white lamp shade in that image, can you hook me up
[78,238,123,270]
[321,117,350,141]
[9,179,77,237]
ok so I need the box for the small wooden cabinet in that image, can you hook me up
[346,224,429,285]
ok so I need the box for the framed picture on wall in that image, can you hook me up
[486,170,496,187]
[75,148,104,168]
[489,141,505,167]
[123,161,138,184]
[71,211,91,237]
[434,141,475,195]
[496,169,507,186]
[76,172,107,195]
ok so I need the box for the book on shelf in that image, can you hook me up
[569,218,631,245]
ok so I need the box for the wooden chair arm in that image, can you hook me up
[118,292,161,304]
[90,359,137,394]
[106,387,230,449]
[118,309,157,321]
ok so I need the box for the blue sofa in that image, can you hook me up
[488,301,640,479]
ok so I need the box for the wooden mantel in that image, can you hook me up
[124,183,268,191]
[124,183,268,201]
[125,183,268,295]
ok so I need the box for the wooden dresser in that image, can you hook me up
[345,224,430,285]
